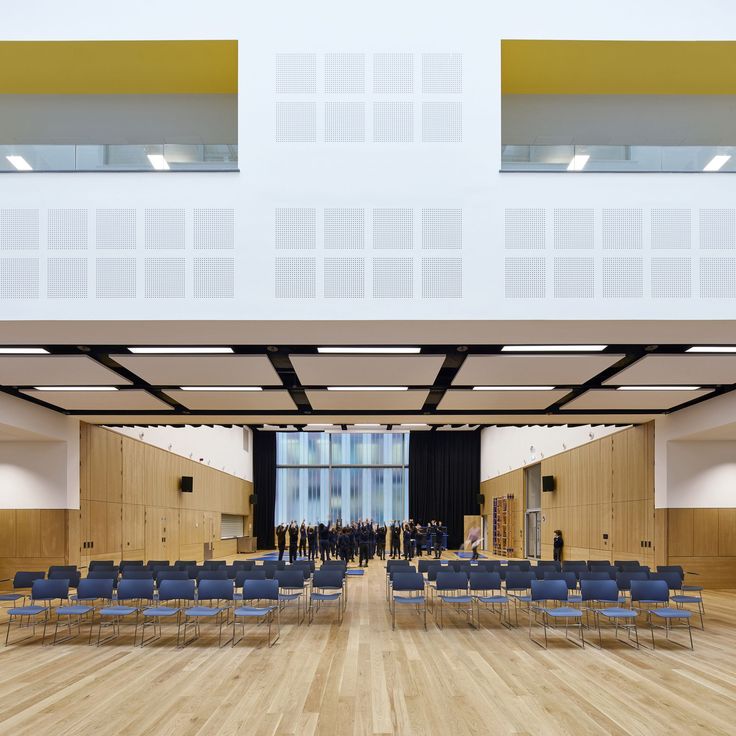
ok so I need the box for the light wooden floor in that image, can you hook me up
[1,557,735,736]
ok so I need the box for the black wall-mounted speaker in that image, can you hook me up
[477,494,485,505]
[180,476,194,493]
[542,475,556,493]
[249,494,258,505]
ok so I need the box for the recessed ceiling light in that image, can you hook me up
[178,386,262,391]
[317,347,421,354]
[306,423,335,428]
[616,386,700,391]
[6,155,32,171]
[326,386,409,391]
[354,423,382,427]
[128,347,233,354]
[686,346,736,353]
[501,345,607,352]
[567,154,590,172]
[147,154,170,171]
[472,386,556,391]
[703,154,731,172]
[400,423,429,428]
[0,347,49,354]
[33,386,119,391]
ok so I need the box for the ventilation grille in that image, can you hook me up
[422,257,462,298]
[48,258,87,299]
[651,209,691,249]
[48,209,87,250]
[700,257,736,298]
[422,209,462,249]
[96,258,136,298]
[373,102,414,143]
[602,257,643,298]
[505,257,545,299]
[0,209,39,250]
[96,209,135,250]
[275,257,316,298]
[505,209,545,250]
[602,208,642,249]
[325,102,366,143]
[373,209,413,249]
[373,53,413,93]
[324,258,365,298]
[145,209,185,250]
[275,102,317,143]
[325,53,365,93]
[652,257,691,298]
[373,258,413,298]
[194,258,234,299]
[275,209,316,249]
[324,209,364,249]
[194,209,235,250]
[422,102,462,143]
[422,53,462,93]
[145,258,185,299]
[275,53,317,93]
[554,258,594,298]
[554,209,594,249]
[699,209,736,249]
[0,258,39,299]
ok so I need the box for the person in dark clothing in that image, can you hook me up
[390,522,402,558]
[358,525,371,567]
[288,521,299,563]
[402,523,412,560]
[553,529,564,562]
[432,521,443,559]
[416,525,425,557]
[329,527,338,559]
[307,525,317,560]
[276,524,287,561]
[368,523,376,559]
[376,524,386,560]
[318,522,331,562]
[298,521,307,558]
[338,528,351,564]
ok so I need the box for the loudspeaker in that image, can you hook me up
[180,476,193,493]
[542,475,556,493]
[249,494,258,505]
[477,494,485,505]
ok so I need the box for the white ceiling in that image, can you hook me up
[305,389,430,411]
[19,389,172,411]
[437,389,571,410]
[604,354,736,386]
[0,355,131,386]
[162,389,297,411]
[562,388,713,411]
[290,354,446,386]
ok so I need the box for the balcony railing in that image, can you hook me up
[0,144,238,172]
[501,144,736,173]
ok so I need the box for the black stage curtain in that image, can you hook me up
[408,431,480,549]
[253,430,276,550]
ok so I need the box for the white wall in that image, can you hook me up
[480,424,624,480]
[0,392,79,508]
[666,440,736,508]
[108,424,253,481]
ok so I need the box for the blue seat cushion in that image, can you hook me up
[141,606,179,617]
[8,605,46,616]
[476,595,508,604]
[597,608,638,619]
[567,595,582,603]
[99,606,138,616]
[650,608,692,619]
[394,595,425,605]
[671,595,702,604]
[184,606,222,617]
[514,595,532,603]
[311,592,341,602]
[681,585,703,592]
[542,606,582,618]
[56,605,94,616]
[439,595,472,603]
[0,593,23,602]
[234,606,275,617]
[278,592,303,602]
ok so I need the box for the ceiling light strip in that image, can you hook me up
[178,386,262,391]
[33,386,119,391]
[616,386,701,391]
[686,346,736,353]
[0,347,49,354]
[317,347,421,354]
[326,386,409,391]
[501,345,607,352]
[472,386,556,391]
[128,347,233,354]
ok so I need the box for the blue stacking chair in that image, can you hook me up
[386,560,411,600]
[233,579,280,647]
[119,560,144,572]
[469,572,510,628]
[55,578,114,644]
[537,560,561,572]
[534,565,558,580]
[203,560,227,570]
[510,560,532,572]
[630,579,694,649]
[123,569,154,580]
[88,560,115,571]
[234,569,267,601]
[391,572,426,630]
[5,578,69,646]
[96,578,154,646]
[434,572,471,629]
[0,571,45,606]
[49,568,81,588]
[197,569,229,583]
[543,571,581,603]
[139,579,196,647]
[616,571,648,600]
[529,579,584,649]
[181,579,233,646]
[651,571,704,630]
[146,560,169,569]
[309,570,344,624]
[580,579,639,649]
[657,565,705,610]
[174,560,197,570]
[275,570,306,624]
[504,571,534,625]
[388,565,416,611]
[232,560,255,571]
[157,570,189,585]
[587,560,611,569]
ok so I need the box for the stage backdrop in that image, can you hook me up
[409,431,481,549]
[253,430,276,549]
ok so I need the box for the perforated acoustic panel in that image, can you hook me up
[373,102,414,143]
[325,102,365,143]
[373,257,413,298]
[275,53,317,94]
[602,257,643,298]
[422,208,462,249]
[145,258,185,299]
[145,209,184,250]
[275,208,316,249]
[0,258,39,299]
[602,208,642,249]
[373,208,413,249]
[193,258,234,299]
[96,209,135,250]
[0,209,39,250]
[95,258,135,299]
[652,257,691,298]
[422,53,462,93]
[324,257,365,298]
[373,53,413,94]
[275,257,316,298]
[505,257,545,298]
[554,257,594,298]
[651,208,691,249]
[699,209,736,249]
[275,102,317,143]
[422,257,462,298]
[324,208,364,249]
[325,53,365,93]
[422,102,462,143]
[505,208,545,250]
[48,257,87,299]
[48,209,87,250]
[554,209,594,249]
[700,257,736,298]
[194,209,234,250]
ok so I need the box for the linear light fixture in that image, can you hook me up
[686,346,736,353]
[501,345,607,352]
[326,386,408,391]
[353,423,382,427]
[178,386,262,391]
[33,386,119,391]
[400,423,430,428]
[128,347,233,354]
[6,155,32,171]
[703,154,731,172]
[0,347,49,354]
[616,386,700,391]
[473,386,556,391]
[147,154,170,171]
[317,347,421,354]
[567,154,590,172]
[305,423,335,428]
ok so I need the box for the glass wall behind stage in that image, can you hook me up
[275,432,409,524]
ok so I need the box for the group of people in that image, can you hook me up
[274,520,447,566]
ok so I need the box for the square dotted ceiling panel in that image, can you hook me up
[437,389,570,411]
[290,355,446,387]
[603,355,736,386]
[562,389,713,411]
[0,355,131,386]
[452,354,625,386]
[163,390,297,411]
[305,390,430,411]
[110,355,282,386]
[20,389,171,411]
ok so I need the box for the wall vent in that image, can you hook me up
[324,208,364,249]
[505,208,545,250]
[651,208,691,249]
[422,257,462,298]
[325,53,365,93]
[373,102,414,143]
[193,258,234,299]
[145,209,185,250]
[0,258,39,299]
[652,257,691,298]
[96,209,135,250]
[373,257,413,298]
[554,208,594,249]
[48,208,87,250]
[324,257,365,298]
[373,53,413,94]
[325,102,366,143]
[96,258,136,298]
[194,209,235,250]
[505,257,545,298]
[602,257,643,298]
[700,257,736,298]
[422,208,462,249]
[275,102,317,143]
[275,53,316,94]
[422,53,462,93]
[48,257,87,299]
[699,208,736,249]
[145,258,185,299]
[602,208,643,249]
[275,208,316,249]
[275,257,316,298]
[422,102,462,143]
[554,257,594,298]
[0,209,39,250]
[373,208,413,249]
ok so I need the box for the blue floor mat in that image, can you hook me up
[456,552,488,559]
[345,569,365,575]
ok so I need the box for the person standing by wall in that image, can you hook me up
[288,521,299,563]
[299,520,307,558]
[276,523,287,561]
[553,529,564,563]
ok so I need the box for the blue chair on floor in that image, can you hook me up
[139,579,195,647]
[630,579,694,649]
[434,572,471,629]
[504,571,534,625]
[529,579,584,649]
[657,565,705,608]
[156,571,189,584]
[233,579,280,647]
[275,570,306,624]
[123,569,154,580]
[5,578,69,646]
[181,579,233,646]
[470,572,510,628]
[49,569,81,588]
[55,578,114,644]
[0,571,45,606]
[96,578,154,646]
[391,572,426,630]
[543,571,581,603]
[309,570,344,624]
[88,560,115,570]
[653,571,704,628]
[580,579,639,649]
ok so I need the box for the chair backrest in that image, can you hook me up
[435,572,468,592]
[236,570,267,586]
[274,570,305,589]
[119,560,144,571]
[232,560,255,571]
[616,561,641,571]
[224,566,238,579]
[390,566,416,580]
[531,579,568,602]
[174,560,197,570]
[87,570,119,587]
[649,571,682,591]
[242,579,279,602]
[475,560,500,572]
[392,572,425,592]
[117,578,155,601]
[469,572,502,591]
[322,560,346,569]
[49,569,81,587]
[580,579,619,603]
[89,560,115,570]
[427,565,450,581]
[197,570,229,582]
[417,560,434,574]
[656,565,684,578]
[312,570,344,590]
[76,578,114,600]
[146,560,170,569]
[204,560,227,570]
[505,571,533,591]
[511,560,531,571]
[587,560,611,569]
[198,579,234,601]
[616,571,649,590]
[561,562,588,575]
[49,565,77,572]
[537,560,561,571]
[386,560,410,574]
[158,579,196,602]
[150,564,175,574]
[579,571,614,582]
[123,569,154,580]
[534,565,558,580]
[630,579,668,603]
[31,578,69,601]
[562,560,586,566]
[543,571,577,590]
[13,571,45,588]
[157,571,189,583]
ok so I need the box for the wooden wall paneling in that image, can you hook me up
[692,509,719,557]
[79,423,90,502]
[654,508,668,569]
[668,509,694,557]
[122,503,144,554]
[89,500,108,556]
[122,435,145,506]
[15,510,40,557]
[105,503,122,556]
[39,509,66,558]
[0,510,16,557]
[66,507,80,567]
[88,425,109,502]
[106,432,123,503]
[667,556,736,589]
[718,508,736,556]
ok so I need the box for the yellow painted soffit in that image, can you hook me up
[502,40,736,95]
[0,41,237,94]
